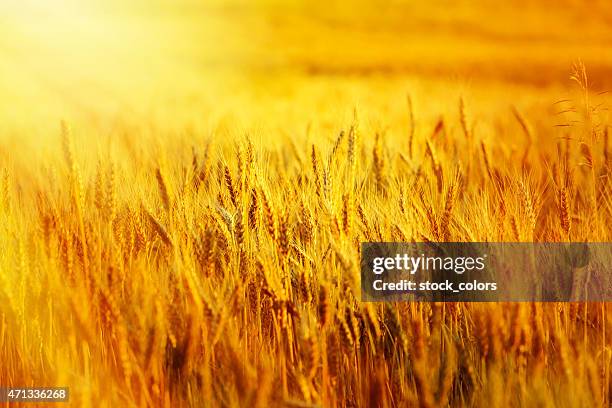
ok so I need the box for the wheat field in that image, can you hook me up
[0,1,611,407]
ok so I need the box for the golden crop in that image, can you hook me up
[0,1,610,407]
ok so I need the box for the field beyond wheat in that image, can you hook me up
[0,1,611,407]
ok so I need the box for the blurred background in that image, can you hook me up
[0,0,611,142]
